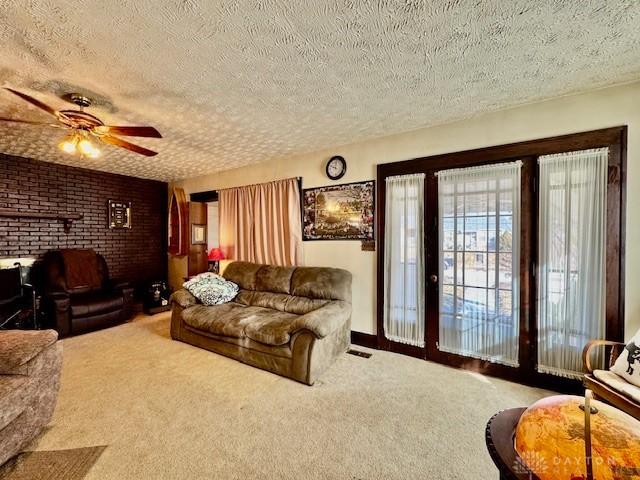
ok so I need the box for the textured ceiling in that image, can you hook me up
[0,1,639,181]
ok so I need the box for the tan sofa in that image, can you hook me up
[170,261,352,385]
[0,329,62,466]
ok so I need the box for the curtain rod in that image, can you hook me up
[216,176,302,192]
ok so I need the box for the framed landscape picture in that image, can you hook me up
[303,181,375,241]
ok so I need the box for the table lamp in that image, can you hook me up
[208,247,225,273]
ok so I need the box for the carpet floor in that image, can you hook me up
[26,313,553,479]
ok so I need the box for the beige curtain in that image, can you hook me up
[219,178,303,266]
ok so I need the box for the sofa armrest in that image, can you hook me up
[170,289,198,309]
[582,340,626,373]
[292,300,351,339]
[108,278,131,291]
[0,329,58,374]
[43,289,71,336]
[47,290,70,310]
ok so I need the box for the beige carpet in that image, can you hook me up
[26,313,553,479]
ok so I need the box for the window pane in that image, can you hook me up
[498,253,512,289]
[464,252,487,288]
[442,252,454,284]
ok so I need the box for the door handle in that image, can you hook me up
[429,274,438,284]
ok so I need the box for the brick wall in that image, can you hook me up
[0,153,167,286]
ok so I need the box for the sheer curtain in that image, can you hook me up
[537,148,608,379]
[437,161,522,366]
[219,178,303,266]
[384,173,426,347]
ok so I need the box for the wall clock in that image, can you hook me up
[326,155,347,180]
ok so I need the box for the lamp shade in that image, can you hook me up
[208,247,225,261]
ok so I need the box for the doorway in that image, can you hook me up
[188,190,220,276]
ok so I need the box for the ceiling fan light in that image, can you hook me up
[58,134,78,154]
[77,138,100,158]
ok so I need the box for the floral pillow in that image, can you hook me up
[183,273,239,306]
[611,329,640,388]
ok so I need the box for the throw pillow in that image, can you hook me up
[611,329,640,388]
[183,273,239,306]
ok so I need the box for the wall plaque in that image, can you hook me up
[108,200,131,229]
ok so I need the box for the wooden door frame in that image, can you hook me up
[376,126,627,391]
[187,202,209,276]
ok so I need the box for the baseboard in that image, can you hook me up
[351,331,378,349]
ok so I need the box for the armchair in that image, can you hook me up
[42,249,134,337]
[583,340,640,420]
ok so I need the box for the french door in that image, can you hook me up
[376,127,626,389]
[380,158,534,378]
[426,161,526,372]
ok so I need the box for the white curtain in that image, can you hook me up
[384,173,426,347]
[437,161,522,367]
[537,148,608,379]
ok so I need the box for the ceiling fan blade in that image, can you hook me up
[99,134,158,157]
[3,88,59,118]
[0,116,64,128]
[93,125,162,138]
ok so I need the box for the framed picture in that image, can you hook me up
[303,180,375,241]
[108,200,131,229]
[191,224,207,245]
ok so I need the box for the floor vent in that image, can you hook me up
[347,349,372,358]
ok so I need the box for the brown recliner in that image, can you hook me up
[42,249,134,337]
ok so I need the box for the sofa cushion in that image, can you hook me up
[593,369,640,403]
[0,330,58,375]
[181,302,301,346]
[182,303,299,344]
[235,290,329,315]
[222,262,262,291]
[243,310,303,345]
[70,291,123,317]
[182,303,248,338]
[181,298,351,345]
[255,265,295,294]
[291,267,352,301]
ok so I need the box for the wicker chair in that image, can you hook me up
[583,340,640,420]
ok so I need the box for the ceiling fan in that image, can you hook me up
[0,87,162,157]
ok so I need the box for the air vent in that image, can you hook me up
[347,349,371,358]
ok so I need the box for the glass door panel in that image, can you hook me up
[437,162,521,367]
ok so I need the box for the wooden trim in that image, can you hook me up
[168,188,189,256]
[378,127,625,175]
[584,375,640,420]
[351,331,378,349]
[582,340,625,373]
[187,202,208,276]
[376,126,627,389]
[190,190,218,203]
